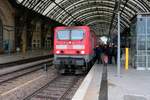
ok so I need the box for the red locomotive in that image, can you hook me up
[53,26,97,74]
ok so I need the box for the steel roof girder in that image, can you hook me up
[63,8,130,27]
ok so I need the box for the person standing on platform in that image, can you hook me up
[108,44,113,64]
[113,45,117,64]
[98,45,103,64]
[102,51,108,66]
[103,45,109,56]
[94,45,101,64]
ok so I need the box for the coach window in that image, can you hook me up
[71,30,84,40]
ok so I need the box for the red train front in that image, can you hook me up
[53,26,97,74]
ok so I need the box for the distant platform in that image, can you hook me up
[0,49,51,64]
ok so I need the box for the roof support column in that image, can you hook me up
[117,11,121,77]
[117,0,121,77]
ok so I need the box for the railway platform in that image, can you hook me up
[108,65,150,100]
[73,64,150,100]
[72,64,103,100]
[0,49,52,65]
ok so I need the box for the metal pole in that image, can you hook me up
[117,11,121,76]
[8,31,11,55]
[125,48,129,70]
[44,64,47,71]
[146,16,148,70]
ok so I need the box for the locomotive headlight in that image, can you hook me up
[56,51,60,54]
[81,51,85,54]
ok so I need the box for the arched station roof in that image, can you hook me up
[16,0,150,35]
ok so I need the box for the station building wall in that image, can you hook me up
[32,21,53,50]
[0,0,15,53]
[32,22,42,49]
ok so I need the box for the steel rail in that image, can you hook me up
[0,62,53,85]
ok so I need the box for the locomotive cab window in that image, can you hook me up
[57,29,84,40]
[57,30,70,40]
[71,30,84,40]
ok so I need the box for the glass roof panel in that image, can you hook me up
[17,0,23,3]
[15,0,150,34]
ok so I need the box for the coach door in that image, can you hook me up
[0,19,3,50]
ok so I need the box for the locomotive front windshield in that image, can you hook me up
[57,30,70,40]
[57,29,84,40]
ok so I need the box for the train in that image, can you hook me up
[53,26,97,74]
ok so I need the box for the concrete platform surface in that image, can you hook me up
[0,49,51,64]
[72,64,103,100]
[108,65,150,100]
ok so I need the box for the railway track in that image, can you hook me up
[0,55,53,68]
[0,56,84,100]
[24,75,84,100]
[0,58,53,85]
[0,65,57,97]
[0,65,50,85]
